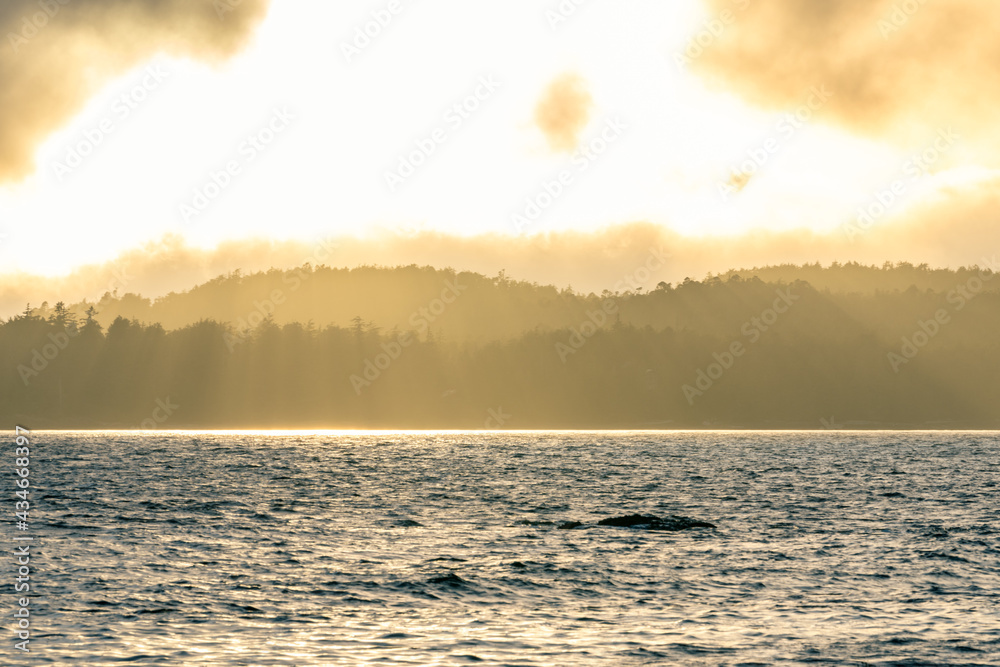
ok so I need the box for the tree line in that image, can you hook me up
[3,264,999,428]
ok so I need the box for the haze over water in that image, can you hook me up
[30,430,1000,665]
[5,1,1000,664]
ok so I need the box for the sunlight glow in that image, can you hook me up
[1,0,986,277]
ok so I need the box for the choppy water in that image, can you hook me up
[18,431,1000,665]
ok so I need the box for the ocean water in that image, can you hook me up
[19,431,1000,665]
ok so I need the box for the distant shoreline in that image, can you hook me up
[6,425,1000,434]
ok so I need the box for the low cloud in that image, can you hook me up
[0,0,271,182]
[3,177,1000,318]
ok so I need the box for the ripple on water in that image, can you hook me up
[28,431,1000,665]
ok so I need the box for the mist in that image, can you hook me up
[4,180,1000,320]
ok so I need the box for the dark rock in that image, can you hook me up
[597,514,660,528]
[516,514,715,532]
[597,514,715,531]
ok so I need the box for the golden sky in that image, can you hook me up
[0,0,998,294]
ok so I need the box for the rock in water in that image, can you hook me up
[597,514,715,531]
[597,514,660,528]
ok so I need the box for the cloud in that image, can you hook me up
[0,0,271,182]
[3,176,1000,319]
[692,0,1000,162]
[534,72,593,152]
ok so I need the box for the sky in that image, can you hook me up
[0,0,999,304]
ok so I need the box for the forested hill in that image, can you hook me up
[24,261,1000,343]
[717,261,1000,295]
[3,261,1000,429]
